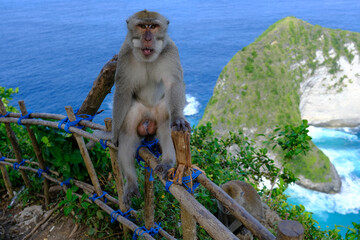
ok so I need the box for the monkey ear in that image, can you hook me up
[167,20,170,25]
[126,19,129,24]
[240,191,245,197]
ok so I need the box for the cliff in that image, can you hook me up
[200,17,360,193]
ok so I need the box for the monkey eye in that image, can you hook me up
[150,24,159,29]
[138,24,147,29]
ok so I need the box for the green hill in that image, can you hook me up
[200,17,360,189]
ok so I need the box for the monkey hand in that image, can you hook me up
[123,183,141,207]
[171,118,191,132]
[111,133,119,147]
[154,162,173,180]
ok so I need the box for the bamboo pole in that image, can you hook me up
[171,130,197,240]
[18,100,50,207]
[0,152,14,199]
[5,112,106,131]
[143,135,155,232]
[196,174,276,240]
[1,157,59,176]
[0,99,31,188]
[138,147,238,240]
[0,117,115,149]
[144,163,155,230]
[104,118,130,236]
[64,106,102,197]
[0,160,156,240]
[180,203,197,240]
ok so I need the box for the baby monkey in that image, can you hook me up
[218,180,264,238]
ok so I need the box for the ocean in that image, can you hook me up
[1,0,360,235]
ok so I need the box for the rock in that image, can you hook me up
[200,16,360,194]
[296,162,342,193]
[15,205,44,230]
[300,46,360,128]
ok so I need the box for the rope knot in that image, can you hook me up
[13,159,26,170]
[0,112,10,118]
[100,139,108,149]
[136,138,161,182]
[133,223,162,240]
[18,111,33,125]
[89,191,108,203]
[166,168,203,194]
[60,178,73,187]
[110,208,134,223]
[58,109,97,133]
[37,166,50,178]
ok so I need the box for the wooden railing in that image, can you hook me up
[0,57,304,240]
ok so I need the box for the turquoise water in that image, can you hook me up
[286,127,360,236]
[1,0,360,234]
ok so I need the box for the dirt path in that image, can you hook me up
[0,196,88,240]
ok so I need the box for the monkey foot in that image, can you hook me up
[167,164,205,185]
[123,184,141,207]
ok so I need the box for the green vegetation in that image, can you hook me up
[1,87,359,239]
[201,17,360,183]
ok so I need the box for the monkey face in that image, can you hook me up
[130,23,166,62]
[127,10,169,62]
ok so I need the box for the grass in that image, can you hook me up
[200,16,360,183]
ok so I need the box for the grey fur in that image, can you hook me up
[111,10,187,207]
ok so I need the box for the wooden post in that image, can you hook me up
[0,99,31,188]
[180,203,197,240]
[143,135,156,232]
[104,118,130,237]
[65,106,102,196]
[277,220,304,240]
[144,163,155,230]
[18,100,50,207]
[77,55,118,116]
[171,130,197,240]
[139,147,238,240]
[0,153,14,199]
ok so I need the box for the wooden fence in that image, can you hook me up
[0,57,304,240]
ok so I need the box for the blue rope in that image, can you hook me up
[110,208,134,223]
[165,181,173,194]
[60,178,73,187]
[166,168,202,194]
[37,166,50,178]
[13,159,26,170]
[135,138,161,182]
[58,109,97,133]
[133,223,162,240]
[17,111,33,125]
[89,191,108,203]
[0,112,10,118]
[100,139,108,149]
[0,156,5,161]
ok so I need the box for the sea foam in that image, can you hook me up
[286,127,360,216]
[184,94,200,116]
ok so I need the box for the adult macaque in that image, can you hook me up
[112,10,189,206]
[218,180,264,237]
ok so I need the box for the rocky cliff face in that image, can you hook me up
[200,17,360,193]
[300,44,360,127]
